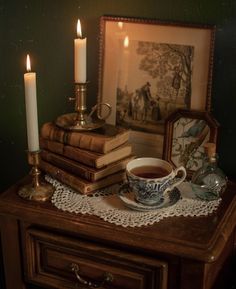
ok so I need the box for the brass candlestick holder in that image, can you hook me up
[56,82,112,131]
[18,151,55,202]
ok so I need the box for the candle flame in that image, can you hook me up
[26,54,31,72]
[124,36,129,48]
[77,19,82,38]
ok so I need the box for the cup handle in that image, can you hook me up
[163,166,186,196]
[88,103,112,120]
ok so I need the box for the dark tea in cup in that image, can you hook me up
[130,165,169,179]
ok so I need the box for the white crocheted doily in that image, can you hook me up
[46,175,221,228]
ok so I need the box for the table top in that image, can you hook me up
[0,176,236,263]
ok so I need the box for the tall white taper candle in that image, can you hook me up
[24,54,40,152]
[74,19,87,83]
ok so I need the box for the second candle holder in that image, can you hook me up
[56,82,111,131]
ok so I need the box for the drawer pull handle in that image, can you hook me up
[71,263,114,288]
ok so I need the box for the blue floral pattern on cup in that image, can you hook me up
[126,158,186,206]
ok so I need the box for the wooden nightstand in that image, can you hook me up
[0,177,235,289]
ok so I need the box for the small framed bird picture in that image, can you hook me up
[163,109,219,178]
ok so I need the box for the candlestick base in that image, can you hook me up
[18,181,54,202]
[18,151,55,202]
[56,112,106,131]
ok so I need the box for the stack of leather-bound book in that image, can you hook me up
[39,122,134,194]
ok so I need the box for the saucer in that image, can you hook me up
[118,183,181,212]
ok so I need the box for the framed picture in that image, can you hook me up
[163,109,219,178]
[98,16,215,157]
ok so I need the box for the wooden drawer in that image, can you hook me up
[23,228,168,289]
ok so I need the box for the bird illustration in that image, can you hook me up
[180,120,206,138]
[178,124,210,167]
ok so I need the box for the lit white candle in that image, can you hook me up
[74,19,87,83]
[24,54,39,152]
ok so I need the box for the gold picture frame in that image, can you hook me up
[98,16,216,157]
[163,109,219,178]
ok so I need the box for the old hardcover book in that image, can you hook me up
[39,159,126,194]
[40,122,130,153]
[41,150,135,182]
[40,137,132,169]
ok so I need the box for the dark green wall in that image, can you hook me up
[1,0,236,192]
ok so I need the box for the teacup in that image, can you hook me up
[126,157,186,205]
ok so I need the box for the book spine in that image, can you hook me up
[40,122,130,153]
[40,137,64,155]
[40,150,96,181]
[39,160,87,193]
[40,138,98,168]
[40,138,132,169]
[41,122,67,144]
[69,134,105,153]
[41,122,107,153]
[39,160,126,194]
[41,150,135,182]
